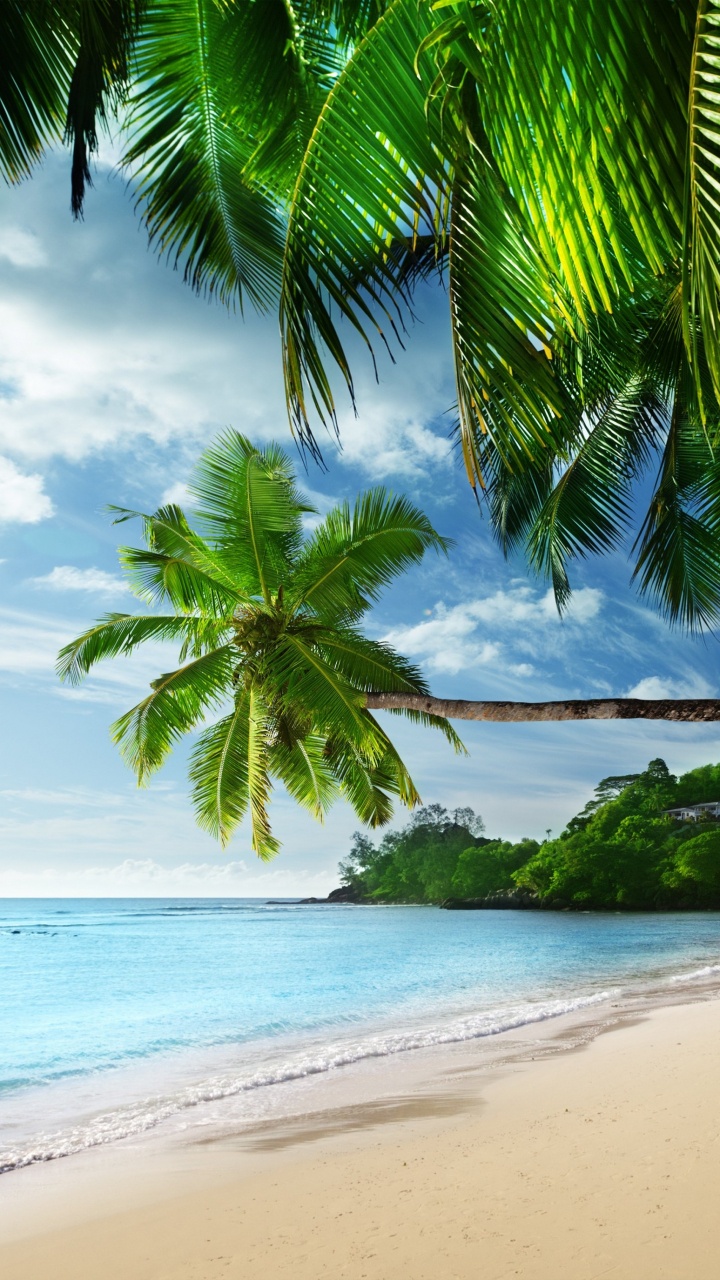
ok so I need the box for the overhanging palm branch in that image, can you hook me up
[277,0,720,629]
[121,0,318,310]
[57,430,461,855]
[11,2,720,633]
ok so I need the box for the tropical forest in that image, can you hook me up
[338,759,720,910]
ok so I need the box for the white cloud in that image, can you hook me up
[0,785,127,808]
[0,858,339,898]
[384,586,603,677]
[160,481,190,507]
[0,455,54,523]
[626,675,715,700]
[336,410,452,481]
[0,607,179,692]
[0,608,71,673]
[53,684,132,706]
[0,291,286,463]
[30,565,129,596]
[80,857,250,883]
[0,226,47,269]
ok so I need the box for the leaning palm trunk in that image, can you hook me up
[365,694,720,724]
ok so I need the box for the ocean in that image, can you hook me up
[2,898,720,1174]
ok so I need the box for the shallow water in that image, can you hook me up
[2,898,720,1171]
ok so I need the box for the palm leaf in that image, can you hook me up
[290,488,450,621]
[326,733,419,826]
[246,685,280,859]
[56,611,228,684]
[267,631,375,750]
[112,503,245,609]
[476,0,688,314]
[280,0,445,452]
[632,408,720,630]
[188,431,314,603]
[448,157,573,483]
[111,644,234,782]
[189,694,251,847]
[384,706,467,755]
[64,0,146,215]
[684,0,720,408]
[123,0,300,310]
[269,732,340,820]
[527,377,664,609]
[317,628,429,693]
[0,2,72,181]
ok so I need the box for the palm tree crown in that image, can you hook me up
[9,3,720,629]
[57,431,464,857]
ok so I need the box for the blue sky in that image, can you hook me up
[2,147,720,897]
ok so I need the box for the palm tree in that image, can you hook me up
[6,2,720,631]
[279,0,720,631]
[10,1,720,675]
[56,430,720,862]
[56,430,464,855]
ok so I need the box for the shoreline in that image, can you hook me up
[3,978,720,1276]
[3,947,719,1180]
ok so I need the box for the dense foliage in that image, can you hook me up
[8,4,720,628]
[338,803,540,903]
[339,760,720,909]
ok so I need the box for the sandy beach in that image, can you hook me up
[1,992,719,1279]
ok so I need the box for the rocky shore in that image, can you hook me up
[441,889,545,910]
[265,886,363,905]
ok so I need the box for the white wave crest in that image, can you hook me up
[0,990,612,1174]
[670,963,720,983]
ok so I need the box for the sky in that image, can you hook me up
[2,147,720,897]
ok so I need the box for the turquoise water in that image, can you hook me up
[2,899,720,1171]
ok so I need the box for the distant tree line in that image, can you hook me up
[338,761,720,910]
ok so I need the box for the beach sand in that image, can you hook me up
[2,996,720,1279]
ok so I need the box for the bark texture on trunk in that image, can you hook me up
[364,693,720,723]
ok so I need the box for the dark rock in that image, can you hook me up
[441,889,540,910]
[288,885,365,905]
[326,885,362,903]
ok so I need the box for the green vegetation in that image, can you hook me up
[339,760,720,910]
[57,431,463,857]
[8,4,720,626]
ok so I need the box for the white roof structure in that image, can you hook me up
[663,801,720,820]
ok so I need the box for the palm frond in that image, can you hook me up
[684,0,720,408]
[64,0,146,215]
[448,156,573,484]
[318,628,429,693]
[291,488,450,621]
[111,644,234,783]
[189,695,251,847]
[327,727,420,825]
[269,732,340,820]
[0,2,73,181]
[632,408,720,630]
[384,706,467,755]
[112,501,253,612]
[246,686,280,860]
[280,0,446,453]
[56,612,228,685]
[123,0,293,310]
[477,0,688,314]
[188,430,313,602]
[527,378,664,609]
[267,632,376,751]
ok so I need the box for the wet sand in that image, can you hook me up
[2,994,720,1278]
